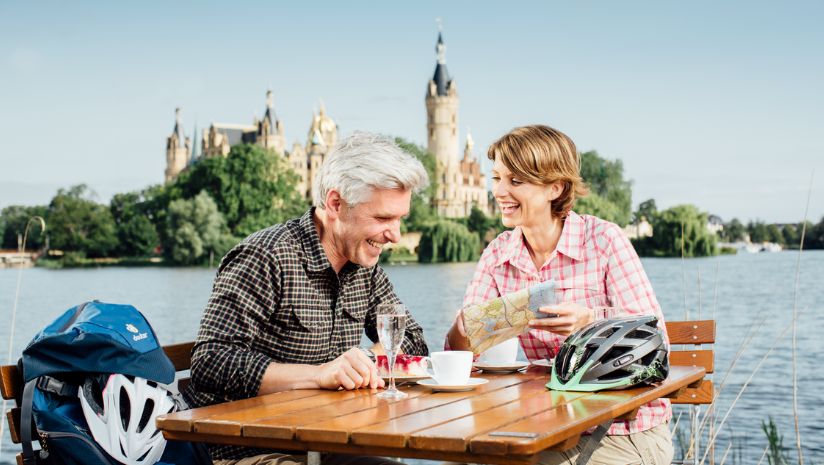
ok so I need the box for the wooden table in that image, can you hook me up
[158,365,705,465]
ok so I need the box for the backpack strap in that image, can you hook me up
[21,378,37,465]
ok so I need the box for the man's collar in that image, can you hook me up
[300,207,334,272]
[493,210,585,268]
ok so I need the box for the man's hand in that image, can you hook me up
[528,302,594,337]
[316,347,385,390]
[446,309,471,351]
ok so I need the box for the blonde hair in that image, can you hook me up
[488,125,590,219]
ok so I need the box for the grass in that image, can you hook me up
[36,256,169,269]
[762,417,790,465]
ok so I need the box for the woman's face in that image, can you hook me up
[492,158,563,229]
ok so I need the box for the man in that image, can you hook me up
[185,131,430,465]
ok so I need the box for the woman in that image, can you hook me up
[446,125,674,465]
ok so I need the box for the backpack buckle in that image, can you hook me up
[36,376,71,397]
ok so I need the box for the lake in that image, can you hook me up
[0,250,822,464]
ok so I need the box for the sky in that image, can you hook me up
[1,1,822,224]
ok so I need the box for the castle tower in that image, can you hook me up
[165,107,190,184]
[426,31,461,216]
[259,85,286,154]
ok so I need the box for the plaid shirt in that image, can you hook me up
[184,207,427,460]
[455,211,671,435]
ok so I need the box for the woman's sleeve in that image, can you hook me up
[443,245,502,350]
[603,226,670,346]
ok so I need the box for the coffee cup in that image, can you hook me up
[425,351,473,385]
[376,354,430,377]
[483,338,519,367]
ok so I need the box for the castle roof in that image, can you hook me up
[433,64,451,97]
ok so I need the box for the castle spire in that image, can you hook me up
[173,107,186,148]
[432,31,450,96]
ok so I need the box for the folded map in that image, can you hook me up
[462,280,558,356]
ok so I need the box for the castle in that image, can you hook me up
[166,32,487,217]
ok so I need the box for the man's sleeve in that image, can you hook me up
[190,243,281,400]
[365,266,429,356]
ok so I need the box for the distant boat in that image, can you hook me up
[741,244,762,253]
[760,243,782,253]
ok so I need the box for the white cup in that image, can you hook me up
[483,338,519,366]
[425,351,473,385]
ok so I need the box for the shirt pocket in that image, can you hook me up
[555,277,607,309]
[278,304,333,364]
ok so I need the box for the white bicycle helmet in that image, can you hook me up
[79,374,182,464]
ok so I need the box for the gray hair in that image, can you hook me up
[312,131,429,209]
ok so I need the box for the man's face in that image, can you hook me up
[334,188,411,267]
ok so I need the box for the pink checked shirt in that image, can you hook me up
[455,211,671,435]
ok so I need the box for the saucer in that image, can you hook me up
[381,375,431,383]
[473,361,530,373]
[530,359,553,368]
[417,378,489,392]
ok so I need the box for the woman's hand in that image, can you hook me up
[528,302,594,337]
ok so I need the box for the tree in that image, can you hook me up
[1,205,48,250]
[747,220,769,243]
[631,205,718,257]
[110,191,160,256]
[632,199,657,225]
[171,144,307,237]
[418,220,480,263]
[166,190,224,265]
[781,224,799,247]
[578,150,633,227]
[395,138,439,233]
[765,223,784,244]
[48,185,118,257]
[575,193,624,226]
[724,218,746,242]
[802,217,824,249]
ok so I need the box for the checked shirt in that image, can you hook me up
[184,207,427,460]
[456,211,672,436]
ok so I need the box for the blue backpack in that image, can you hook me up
[19,301,212,465]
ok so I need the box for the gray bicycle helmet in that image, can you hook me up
[548,315,669,391]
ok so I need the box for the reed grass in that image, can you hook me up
[719,442,732,465]
[699,307,809,465]
[0,216,45,463]
[791,170,814,465]
[757,445,770,465]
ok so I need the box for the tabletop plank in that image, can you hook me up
[164,430,542,465]
[352,378,554,449]
[244,385,429,440]
[408,390,588,452]
[195,389,387,436]
[157,390,326,432]
[470,366,705,455]
[296,372,532,444]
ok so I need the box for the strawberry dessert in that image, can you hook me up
[376,354,429,377]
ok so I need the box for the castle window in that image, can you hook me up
[452,128,456,136]
[429,114,433,124]
[452,114,456,123]
[442,174,445,183]
[442,190,446,200]
[430,129,434,138]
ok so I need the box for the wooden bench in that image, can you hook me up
[0,342,195,465]
[666,320,716,465]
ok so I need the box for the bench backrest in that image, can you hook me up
[0,341,195,465]
[665,320,715,404]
